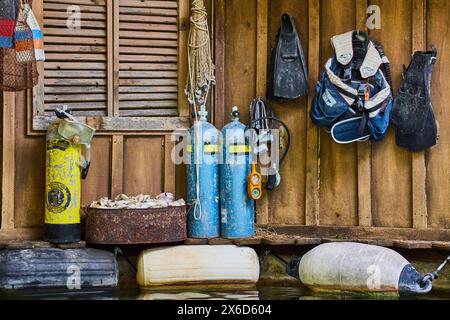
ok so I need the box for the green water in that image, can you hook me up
[1,284,450,300]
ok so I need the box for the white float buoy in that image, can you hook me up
[137,245,260,289]
[287,242,433,294]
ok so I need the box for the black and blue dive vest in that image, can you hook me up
[310,30,394,143]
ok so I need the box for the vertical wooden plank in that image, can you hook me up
[305,0,320,226]
[81,137,112,205]
[1,92,15,230]
[267,0,308,225]
[411,0,428,230]
[256,0,268,98]
[14,91,45,228]
[255,0,269,225]
[111,135,123,198]
[356,0,372,227]
[112,0,120,116]
[164,134,176,194]
[426,0,450,229]
[123,137,163,196]
[32,0,44,117]
[318,0,358,227]
[370,0,413,228]
[179,0,190,117]
[224,0,257,125]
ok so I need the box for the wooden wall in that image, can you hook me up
[1,0,450,242]
[214,0,450,240]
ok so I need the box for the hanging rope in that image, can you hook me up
[185,0,215,221]
[185,0,215,109]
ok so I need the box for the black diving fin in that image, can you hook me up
[392,47,438,152]
[267,13,309,101]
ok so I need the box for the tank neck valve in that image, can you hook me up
[198,106,208,122]
[231,106,240,120]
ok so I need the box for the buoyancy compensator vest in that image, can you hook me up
[391,48,438,152]
[310,30,394,144]
[267,13,309,101]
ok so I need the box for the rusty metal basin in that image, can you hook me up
[85,206,188,245]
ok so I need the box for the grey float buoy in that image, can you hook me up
[286,242,434,295]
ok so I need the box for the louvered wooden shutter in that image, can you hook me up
[32,0,188,132]
[118,0,178,117]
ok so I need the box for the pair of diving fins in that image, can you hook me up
[267,14,309,101]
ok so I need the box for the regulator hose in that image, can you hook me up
[246,116,292,165]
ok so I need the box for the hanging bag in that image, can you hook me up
[14,1,35,63]
[310,30,394,144]
[25,3,45,61]
[0,0,18,48]
[0,0,38,91]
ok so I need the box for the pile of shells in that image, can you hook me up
[89,193,186,210]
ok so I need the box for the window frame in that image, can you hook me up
[29,0,190,135]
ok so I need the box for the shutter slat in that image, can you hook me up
[119,0,178,9]
[44,3,107,13]
[45,0,107,5]
[119,86,178,93]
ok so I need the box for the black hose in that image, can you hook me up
[246,116,291,165]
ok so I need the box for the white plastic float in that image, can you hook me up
[137,245,260,289]
[287,242,433,294]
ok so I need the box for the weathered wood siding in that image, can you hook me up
[1,0,450,241]
[214,0,450,237]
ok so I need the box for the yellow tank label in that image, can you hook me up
[45,138,81,224]
[229,145,251,154]
[187,144,220,153]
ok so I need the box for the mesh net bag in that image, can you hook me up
[14,1,35,63]
[0,0,38,91]
[0,0,18,48]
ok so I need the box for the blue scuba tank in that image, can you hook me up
[220,106,255,239]
[187,108,220,238]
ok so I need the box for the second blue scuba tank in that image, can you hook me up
[187,108,220,238]
[220,107,255,239]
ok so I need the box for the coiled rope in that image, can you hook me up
[185,0,215,221]
[185,0,215,108]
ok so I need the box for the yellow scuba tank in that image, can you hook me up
[45,108,95,243]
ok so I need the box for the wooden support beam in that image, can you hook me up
[0,228,44,243]
[31,0,45,117]
[305,0,320,226]
[179,0,191,118]
[411,0,428,230]
[272,225,450,242]
[164,134,176,194]
[110,135,124,198]
[356,0,373,227]
[255,0,269,225]
[1,93,15,230]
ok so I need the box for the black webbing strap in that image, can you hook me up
[336,85,360,105]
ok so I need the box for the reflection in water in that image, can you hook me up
[1,285,450,300]
[139,291,259,300]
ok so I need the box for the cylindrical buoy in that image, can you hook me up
[220,106,254,239]
[287,242,433,294]
[187,108,220,238]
